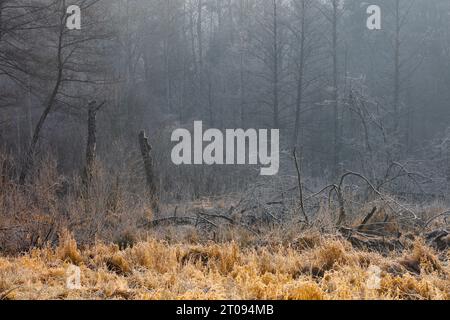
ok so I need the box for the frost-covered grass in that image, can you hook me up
[1,231,448,300]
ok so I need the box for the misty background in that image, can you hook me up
[1,0,450,201]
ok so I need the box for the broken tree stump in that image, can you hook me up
[138,130,159,212]
[83,101,105,186]
[85,102,98,179]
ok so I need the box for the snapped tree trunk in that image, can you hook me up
[293,148,308,223]
[86,103,97,172]
[83,101,104,186]
[139,130,158,212]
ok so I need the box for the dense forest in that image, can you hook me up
[2,0,450,186]
[0,0,449,300]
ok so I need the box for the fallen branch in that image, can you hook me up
[337,171,418,223]
[358,207,377,231]
[0,287,19,300]
[422,210,450,231]
[195,214,219,228]
[293,148,308,224]
[197,212,235,224]
[141,217,196,228]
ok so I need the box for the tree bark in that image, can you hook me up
[83,101,104,184]
[138,130,158,211]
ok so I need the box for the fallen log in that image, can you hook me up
[141,217,196,228]
[339,227,404,253]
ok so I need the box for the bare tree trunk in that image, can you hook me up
[293,0,307,148]
[197,0,203,68]
[208,72,214,125]
[180,1,188,123]
[207,9,214,126]
[139,130,158,212]
[0,1,3,151]
[272,0,280,128]
[239,46,245,127]
[293,148,308,223]
[227,0,234,43]
[189,9,198,77]
[0,0,3,41]
[19,9,65,184]
[393,0,401,132]
[164,0,172,113]
[239,0,246,127]
[332,0,340,178]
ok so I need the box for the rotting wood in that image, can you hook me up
[83,100,105,185]
[138,130,159,212]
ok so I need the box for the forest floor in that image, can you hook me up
[1,229,449,300]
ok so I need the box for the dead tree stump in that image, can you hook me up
[85,102,97,179]
[139,130,159,212]
[83,101,105,186]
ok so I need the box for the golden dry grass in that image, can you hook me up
[0,231,448,300]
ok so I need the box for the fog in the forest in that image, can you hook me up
[1,0,450,200]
